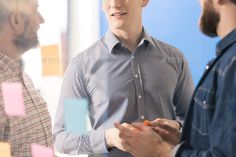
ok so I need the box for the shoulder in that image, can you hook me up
[66,38,108,75]
[150,36,185,59]
[219,43,236,72]
[73,38,107,64]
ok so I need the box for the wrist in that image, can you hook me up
[105,128,114,148]
[176,120,183,131]
[157,142,173,157]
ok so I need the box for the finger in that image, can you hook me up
[157,122,178,133]
[128,148,138,157]
[151,119,178,132]
[119,130,132,140]
[122,140,138,156]
[152,126,169,135]
[122,123,139,131]
[120,140,132,152]
[132,123,149,131]
[114,122,133,137]
[149,118,163,126]
[114,122,122,132]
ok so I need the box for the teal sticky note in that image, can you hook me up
[64,98,88,134]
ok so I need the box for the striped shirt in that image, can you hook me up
[0,52,53,157]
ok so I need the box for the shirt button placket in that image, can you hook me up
[131,52,146,122]
[141,115,145,120]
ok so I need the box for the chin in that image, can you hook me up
[111,24,126,30]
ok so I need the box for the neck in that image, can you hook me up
[0,48,23,61]
[111,25,143,52]
[0,39,24,61]
[217,5,236,38]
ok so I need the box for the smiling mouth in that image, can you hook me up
[111,12,127,16]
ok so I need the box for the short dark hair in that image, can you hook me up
[231,0,236,4]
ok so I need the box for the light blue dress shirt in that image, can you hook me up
[53,29,194,157]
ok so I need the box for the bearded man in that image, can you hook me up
[114,0,236,156]
[0,0,53,156]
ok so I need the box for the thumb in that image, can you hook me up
[132,123,148,131]
[114,122,121,130]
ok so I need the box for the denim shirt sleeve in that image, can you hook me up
[53,56,109,154]
[177,57,236,157]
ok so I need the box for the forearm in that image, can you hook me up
[54,129,109,155]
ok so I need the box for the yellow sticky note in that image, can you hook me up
[0,142,11,157]
[41,44,62,76]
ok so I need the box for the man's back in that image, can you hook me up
[0,52,53,157]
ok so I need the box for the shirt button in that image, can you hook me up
[138,95,142,99]
[134,74,139,78]
[141,115,145,120]
[206,65,209,70]
[203,100,206,104]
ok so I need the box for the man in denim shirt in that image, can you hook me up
[115,0,236,156]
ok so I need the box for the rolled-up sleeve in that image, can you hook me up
[173,52,194,121]
[53,56,109,154]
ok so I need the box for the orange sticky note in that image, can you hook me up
[31,144,54,157]
[143,120,152,126]
[0,142,11,157]
[41,44,62,76]
[1,82,25,116]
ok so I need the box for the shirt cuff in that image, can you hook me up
[170,142,184,157]
[90,130,109,153]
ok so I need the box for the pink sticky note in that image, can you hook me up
[31,144,54,157]
[1,82,25,116]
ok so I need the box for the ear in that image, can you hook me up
[142,0,149,7]
[213,0,228,6]
[8,12,25,35]
[216,0,226,5]
[212,0,226,12]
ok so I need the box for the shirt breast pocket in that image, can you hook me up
[191,88,216,149]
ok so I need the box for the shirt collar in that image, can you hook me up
[103,28,155,53]
[216,28,236,56]
[141,28,155,47]
[104,30,121,53]
[0,51,24,74]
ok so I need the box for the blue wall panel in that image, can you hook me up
[99,0,218,84]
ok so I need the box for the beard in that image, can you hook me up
[14,33,39,51]
[199,0,220,37]
[13,18,39,51]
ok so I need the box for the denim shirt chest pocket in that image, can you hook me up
[191,77,216,149]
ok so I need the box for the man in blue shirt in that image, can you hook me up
[53,0,194,156]
[115,0,236,156]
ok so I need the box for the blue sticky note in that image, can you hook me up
[64,98,88,134]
